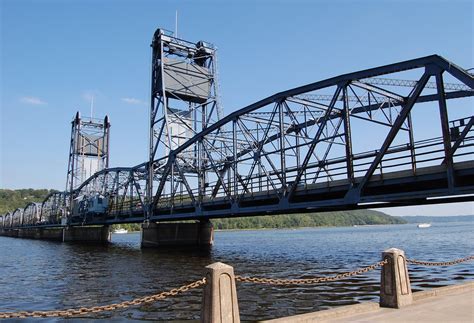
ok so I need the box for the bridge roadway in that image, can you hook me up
[77,159,474,225]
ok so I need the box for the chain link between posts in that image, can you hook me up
[235,259,388,285]
[0,278,206,319]
[1,254,473,319]
[407,255,474,266]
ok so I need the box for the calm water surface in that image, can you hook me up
[0,221,473,321]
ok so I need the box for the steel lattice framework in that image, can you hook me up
[2,33,473,229]
[147,29,222,221]
[66,112,110,193]
[141,54,473,222]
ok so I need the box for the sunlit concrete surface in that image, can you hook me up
[264,282,474,323]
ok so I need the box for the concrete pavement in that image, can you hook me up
[264,282,474,323]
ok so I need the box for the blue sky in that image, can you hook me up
[1,0,473,216]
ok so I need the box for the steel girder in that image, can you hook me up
[67,164,148,224]
[147,29,222,222]
[5,55,474,228]
[22,202,42,226]
[39,191,68,226]
[146,55,474,221]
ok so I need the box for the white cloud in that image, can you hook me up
[121,97,147,106]
[20,96,47,105]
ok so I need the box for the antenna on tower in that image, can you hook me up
[175,10,178,38]
[90,95,94,119]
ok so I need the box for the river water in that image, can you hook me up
[0,221,473,321]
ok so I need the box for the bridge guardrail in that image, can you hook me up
[0,250,472,320]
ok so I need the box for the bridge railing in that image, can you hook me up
[150,130,473,211]
[2,126,472,229]
[145,55,474,219]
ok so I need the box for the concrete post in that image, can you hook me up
[380,248,413,308]
[201,262,240,323]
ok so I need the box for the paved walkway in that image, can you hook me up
[329,287,474,322]
[265,282,474,323]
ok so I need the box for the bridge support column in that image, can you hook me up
[141,220,214,248]
[18,228,37,239]
[62,226,111,243]
[380,248,413,308]
[39,228,64,241]
[4,228,64,241]
[3,229,19,238]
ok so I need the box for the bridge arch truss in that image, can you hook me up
[2,55,473,228]
[146,55,474,221]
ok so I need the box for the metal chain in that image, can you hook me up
[0,278,206,319]
[235,259,388,286]
[2,255,472,318]
[407,255,474,266]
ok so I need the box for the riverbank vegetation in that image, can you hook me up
[211,210,406,230]
[0,189,57,213]
[1,189,406,230]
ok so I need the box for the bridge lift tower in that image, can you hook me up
[147,28,222,218]
[66,112,110,203]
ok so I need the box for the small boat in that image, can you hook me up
[113,228,128,234]
[417,223,431,228]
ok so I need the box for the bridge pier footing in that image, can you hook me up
[0,226,111,243]
[141,220,214,248]
[2,229,18,238]
[62,226,111,243]
[17,228,63,241]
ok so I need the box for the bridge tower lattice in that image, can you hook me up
[147,28,222,219]
[66,112,110,195]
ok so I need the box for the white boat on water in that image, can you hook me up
[113,228,128,234]
[417,223,431,228]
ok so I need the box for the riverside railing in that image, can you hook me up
[0,248,472,321]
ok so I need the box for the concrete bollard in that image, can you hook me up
[201,262,240,323]
[380,248,413,308]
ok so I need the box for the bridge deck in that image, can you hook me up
[148,160,474,221]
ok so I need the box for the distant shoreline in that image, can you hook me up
[214,222,410,231]
[112,218,474,234]
[113,222,406,234]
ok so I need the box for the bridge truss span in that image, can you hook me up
[147,55,474,221]
[68,164,149,224]
[2,54,473,229]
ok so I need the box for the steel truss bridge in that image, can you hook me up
[2,54,474,230]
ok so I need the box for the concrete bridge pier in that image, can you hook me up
[62,226,111,243]
[141,220,214,248]
[17,228,63,241]
[2,229,18,238]
[0,226,111,243]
